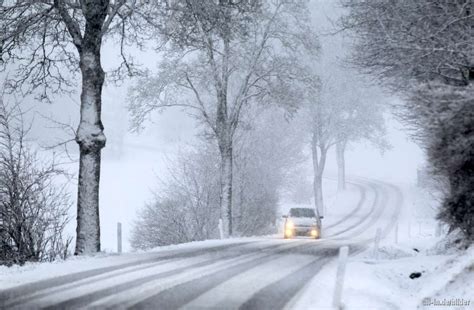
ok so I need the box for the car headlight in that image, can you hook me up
[286,221,294,229]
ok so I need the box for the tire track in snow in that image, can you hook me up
[239,256,333,310]
[334,178,403,245]
[8,241,306,309]
[324,182,367,230]
[355,179,403,242]
[82,241,310,309]
[0,241,253,304]
[134,247,338,309]
[326,179,382,238]
[3,241,278,308]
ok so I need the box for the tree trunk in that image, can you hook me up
[336,140,346,191]
[311,132,327,217]
[313,173,324,217]
[219,145,233,237]
[74,49,106,255]
[70,0,108,255]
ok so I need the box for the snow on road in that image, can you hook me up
[181,254,316,309]
[4,177,465,310]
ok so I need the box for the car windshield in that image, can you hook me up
[289,208,316,218]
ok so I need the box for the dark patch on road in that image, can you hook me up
[239,256,334,310]
[134,246,338,310]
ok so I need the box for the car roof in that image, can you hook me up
[289,208,316,217]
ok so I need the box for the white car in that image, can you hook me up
[282,208,322,239]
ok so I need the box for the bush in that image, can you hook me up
[411,84,474,241]
[130,147,221,250]
[0,98,72,265]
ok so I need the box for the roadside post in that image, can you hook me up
[333,246,349,309]
[218,219,224,239]
[117,222,122,254]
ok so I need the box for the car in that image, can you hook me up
[282,207,322,239]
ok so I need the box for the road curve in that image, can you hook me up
[0,178,403,310]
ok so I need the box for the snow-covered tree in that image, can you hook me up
[341,0,473,88]
[412,83,474,239]
[0,0,159,254]
[129,0,317,237]
[342,0,474,240]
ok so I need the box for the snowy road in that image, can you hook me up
[0,178,402,310]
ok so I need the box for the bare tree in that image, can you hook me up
[309,85,329,217]
[129,0,317,237]
[333,83,389,191]
[0,97,72,265]
[291,69,339,217]
[301,70,388,214]
[0,0,159,254]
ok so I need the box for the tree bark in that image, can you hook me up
[219,145,233,237]
[336,140,346,191]
[73,1,108,254]
[74,50,106,255]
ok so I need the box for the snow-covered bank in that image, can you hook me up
[338,241,473,309]
[292,245,474,310]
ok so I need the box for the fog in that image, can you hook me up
[3,1,472,308]
[5,0,425,252]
